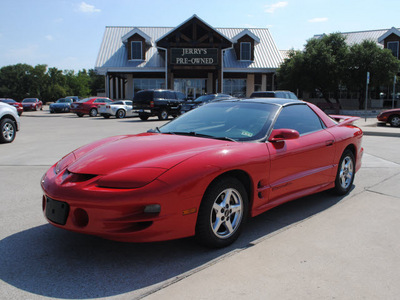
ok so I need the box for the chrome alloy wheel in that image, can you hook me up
[210,188,243,239]
[390,115,400,127]
[339,155,354,190]
[2,122,15,142]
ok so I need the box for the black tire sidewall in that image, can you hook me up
[333,150,355,195]
[0,118,16,143]
[116,109,125,119]
[196,176,248,248]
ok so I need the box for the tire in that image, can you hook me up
[139,114,149,121]
[389,115,400,127]
[89,108,98,117]
[76,113,84,117]
[116,109,126,119]
[158,110,168,120]
[103,115,110,119]
[196,176,248,248]
[333,150,355,195]
[0,118,16,143]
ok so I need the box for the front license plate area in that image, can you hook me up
[45,197,70,225]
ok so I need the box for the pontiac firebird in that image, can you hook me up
[41,98,363,248]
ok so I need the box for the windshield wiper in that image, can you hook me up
[162,131,237,142]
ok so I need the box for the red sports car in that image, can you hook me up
[0,98,23,115]
[70,97,113,117]
[22,98,43,111]
[376,108,400,127]
[41,99,363,248]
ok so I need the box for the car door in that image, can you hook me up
[267,103,336,203]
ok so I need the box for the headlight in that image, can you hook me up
[55,152,76,174]
[97,167,167,188]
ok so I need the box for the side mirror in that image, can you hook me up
[268,128,300,142]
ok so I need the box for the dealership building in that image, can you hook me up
[95,15,284,100]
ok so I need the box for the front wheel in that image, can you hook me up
[158,110,168,120]
[389,115,400,127]
[139,114,149,121]
[196,177,248,248]
[333,150,355,195]
[76,113,84,117]
[0,118,16,143]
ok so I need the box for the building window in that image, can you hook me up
[223,79,246,97]
[387,41,399,58]
[133,79,164,94]
[131,41,142,60]
[240,42,251,61]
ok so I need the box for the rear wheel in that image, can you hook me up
[0,118,16,143]
[389,115,400,127]
[333,150,355,195]
[89,108,98,117]
[116,109,126,119]
[196,177,248,248]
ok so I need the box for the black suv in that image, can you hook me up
[132,89,186,120]
[250,90,298,100]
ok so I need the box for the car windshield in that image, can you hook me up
[23,98,36,103]
[56,99,67,103]
[159,101,279,142]
[194,95,215,103]
[78,98,92,103]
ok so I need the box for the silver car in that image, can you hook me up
[98,100,137,119]
[0,102,20,143]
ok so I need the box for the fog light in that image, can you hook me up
[144,204,161,214]
[73,208,89,228]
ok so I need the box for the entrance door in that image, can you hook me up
[186,87,196,100]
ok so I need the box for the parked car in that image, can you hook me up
[65,96,80,102]
[250,90,298,100]
[22,98,43,111]
[132,89,186,120]
[41,98,363,248]
[0,102,20,143]
[180,93,234,114]
[99,100,137,119]
[0,98,23,116]
[70,97,113,117]
[377,108,400,127]
[49,98,74,113]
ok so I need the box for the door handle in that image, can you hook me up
[325,140,334,146]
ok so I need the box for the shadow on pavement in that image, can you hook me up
[0,190,346,299]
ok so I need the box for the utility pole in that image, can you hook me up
[365,72,369,122]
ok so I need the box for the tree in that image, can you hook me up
[346,40,400,108]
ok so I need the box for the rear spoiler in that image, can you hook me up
[329,115,360,126]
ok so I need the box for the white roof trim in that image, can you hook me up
[232,29,261,44]
[378,27,400,43]
[155,14,232,44]
[122,28,152,45]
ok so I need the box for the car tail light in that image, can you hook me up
[150,101,154,108]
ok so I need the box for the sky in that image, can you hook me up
[0,0,399,72]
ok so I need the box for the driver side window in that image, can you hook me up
[273,104,324,135]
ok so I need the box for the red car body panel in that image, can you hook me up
[377,108,400,123]
[70,97,113,116]
[41,102,363,243]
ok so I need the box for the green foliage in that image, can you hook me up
[0,64,105,103]
[277,33,400,108]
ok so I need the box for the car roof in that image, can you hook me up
[231,98,304,106]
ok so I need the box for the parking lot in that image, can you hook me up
[1,107,400,299]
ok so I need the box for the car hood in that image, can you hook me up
[67,133,230,175]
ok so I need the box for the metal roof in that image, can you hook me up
[95,26,283,74]
[313,27,400,47]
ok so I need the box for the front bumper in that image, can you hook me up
[41,165,199,242]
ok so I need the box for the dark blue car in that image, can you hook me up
[49,98,74,113]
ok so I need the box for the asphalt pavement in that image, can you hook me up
[0,108,399,299]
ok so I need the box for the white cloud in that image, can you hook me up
[308,17,328,23]
[45,35,54,41]
[264,1,288,13]
[78,2,101,13]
